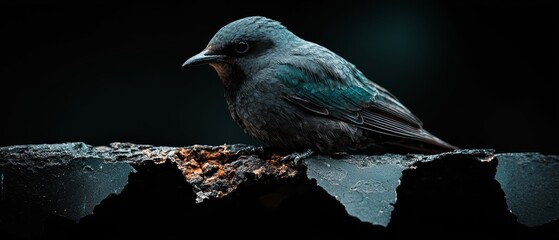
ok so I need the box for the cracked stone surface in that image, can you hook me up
[495,152,559,227]
[1,142,558,239]
[305,154,414,226]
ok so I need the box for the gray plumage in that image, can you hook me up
[183,16,457,154]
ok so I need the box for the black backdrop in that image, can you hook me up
[1,1,556,154]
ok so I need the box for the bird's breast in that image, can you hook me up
[225,78,300,144]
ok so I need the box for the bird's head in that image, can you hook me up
[183,16,296,84]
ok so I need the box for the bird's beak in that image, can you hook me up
[182,48,226,67]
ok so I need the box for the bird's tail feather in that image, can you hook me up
[386,135,458,154]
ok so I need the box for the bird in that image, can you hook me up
[182,16,457,159]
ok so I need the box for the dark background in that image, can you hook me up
[1,1,556,154]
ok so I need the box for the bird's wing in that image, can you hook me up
[275,46,449,145]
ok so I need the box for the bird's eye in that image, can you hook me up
[234,41,249,54]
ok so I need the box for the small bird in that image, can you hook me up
[183,16,457,158]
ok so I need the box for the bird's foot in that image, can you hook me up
[230,145,265,156]
[280,149,315,165]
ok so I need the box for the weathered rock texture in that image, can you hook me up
[0,142,558,239]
